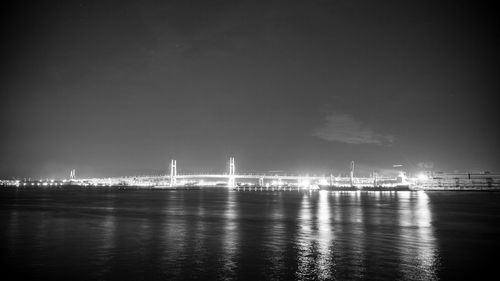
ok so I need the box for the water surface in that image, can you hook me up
[1,189,499,280]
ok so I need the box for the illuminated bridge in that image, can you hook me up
[115,157,394,189]
[11,157,500,190]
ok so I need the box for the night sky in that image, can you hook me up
[1,0,499,179]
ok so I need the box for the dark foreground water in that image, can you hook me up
[1,189,500,281]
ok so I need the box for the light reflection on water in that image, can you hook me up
[397,191,439,281]
[316,191,333,280]
[222,190,239,280]
[264,193,286,280]
[93,193,116,280]
[161,191,188,279]
[296,192,314,279]
[0,189,444,281]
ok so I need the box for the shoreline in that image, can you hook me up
[2,185,500,192]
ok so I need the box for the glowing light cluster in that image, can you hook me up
[417,173,429,181]
[298,177,311,187]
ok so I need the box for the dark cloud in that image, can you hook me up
[313,113,394,145]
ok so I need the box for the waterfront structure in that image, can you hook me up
[4,157,500,190]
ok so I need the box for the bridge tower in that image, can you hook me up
[170,160,177,187]
[259,177,264,187]
[228,157,235,188]
[350,161,355,187]
[70,169,76,180]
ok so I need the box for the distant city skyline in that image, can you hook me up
[1,0,499,179]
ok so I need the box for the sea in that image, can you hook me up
[1,188,499,281]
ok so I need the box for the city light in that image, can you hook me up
[417,173,429,181]
[298,177,311,188]
[4,158,498,191]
